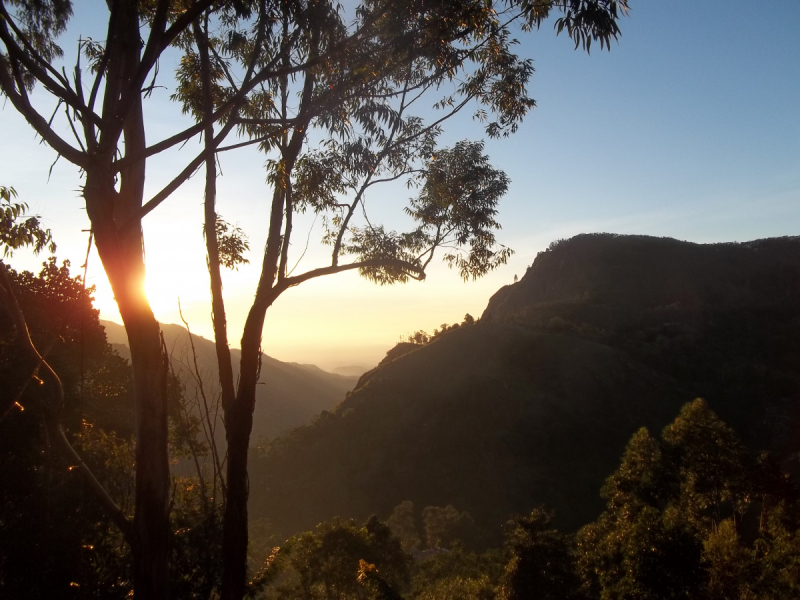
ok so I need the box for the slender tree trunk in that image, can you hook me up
[221,170,290,600]
[96,235,170,598]
[219,62,315,596]
[221,181,290,600]
[85,3,172,594]
[126,308,170,599]
[221,303,273,600]
[195,20,236,417]
[87,168,171,597]
[86,4,171,582]
[218,27,318,594]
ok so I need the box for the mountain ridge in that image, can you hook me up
[248,233,800,540]
[102,319,358,443]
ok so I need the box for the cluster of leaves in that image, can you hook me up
[250,516,410,599]
[411,547,506,600]
[0,258,128,430]
[207,214,250,271]
[326,139,515,285]
[169,479,225,598]
[386,500,478,553]
[408,141,513,281]
[576,399,800,599]
[0,257,228,596]
[245,504,506,600]
[0,417,134,596]
[384,502,578,600]
[165,0,563,287]
[0,259,134,596]
[500,508,582,599]
[384,501,505,598]
[399,400,800,600]
[0,0,72,90]
[0,185,55,257]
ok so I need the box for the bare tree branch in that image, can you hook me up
[281,258,425,290]
[123,118,238,229]
[0,57,89,168]
[177,304,226,501]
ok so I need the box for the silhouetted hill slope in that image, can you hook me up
[102,321,357,442]
[252,325,689,536]
[481,234,800,452]
[332,365,369,377]
[249,234,800,540]
[483,233,800,321]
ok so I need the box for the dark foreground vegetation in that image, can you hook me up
[4,285,800,598]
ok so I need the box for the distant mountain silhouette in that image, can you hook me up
[249,234,800,542]
[103,320,358,442]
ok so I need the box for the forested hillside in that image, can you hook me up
[483,234,800,453]
[249,234,800,540]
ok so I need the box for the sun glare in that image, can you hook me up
[90,260,211,327]
[144,263,209,320]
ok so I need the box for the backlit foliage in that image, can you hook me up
[0,185,55,257]
[211,214,250,270]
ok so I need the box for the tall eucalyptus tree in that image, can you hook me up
[0,0,627,596]
[178,2,628,597]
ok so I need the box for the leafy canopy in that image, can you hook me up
[577,399,800,600]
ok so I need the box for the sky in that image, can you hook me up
[2,0,799,371]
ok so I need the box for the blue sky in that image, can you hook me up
[2,0,799,370]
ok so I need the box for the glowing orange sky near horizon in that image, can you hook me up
[88,217,521,371]
[4,1,798,372]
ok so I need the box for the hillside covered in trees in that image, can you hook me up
[3,234,800,597]
[249,234,800,539]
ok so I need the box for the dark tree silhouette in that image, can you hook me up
[501,508,582,600]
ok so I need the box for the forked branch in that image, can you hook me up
[281,257,425,291]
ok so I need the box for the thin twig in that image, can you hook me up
[177,302,226,500]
